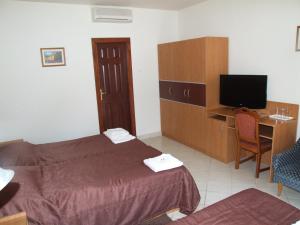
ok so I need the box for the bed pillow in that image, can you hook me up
[0,142,38,166]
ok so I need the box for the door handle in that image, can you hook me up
[100,88,106,101]
[168,87,173,95]
[184,89,187,97]
[187,89,190,97]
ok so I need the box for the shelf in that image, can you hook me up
[209,114,226,122]
[259,124,273,139]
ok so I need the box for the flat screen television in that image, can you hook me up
[220,74,267,109]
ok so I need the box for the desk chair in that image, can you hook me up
[235,108,272,178]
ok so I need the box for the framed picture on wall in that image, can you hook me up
[296,26,300,51]
[40,47,66,67]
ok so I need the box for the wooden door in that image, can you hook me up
[92,38,136,135]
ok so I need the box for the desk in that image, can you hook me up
[207,101,298,180]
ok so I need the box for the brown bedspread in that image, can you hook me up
[169,188,300,225]
[0,135,200,225]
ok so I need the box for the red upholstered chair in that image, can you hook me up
[235,108,272,178]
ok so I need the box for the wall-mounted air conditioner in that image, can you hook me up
[92,7,133,23]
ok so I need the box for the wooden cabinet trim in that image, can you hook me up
[159,98,206,109]
[159,79,206,85]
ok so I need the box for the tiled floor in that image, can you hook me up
[141,136,300,221]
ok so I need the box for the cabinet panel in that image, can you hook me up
[160,99,207,152]
[159,81,206,107]
[158,43,176,81]
[207,118,228,162]
[158,39,205,83]
[207,118,237,163]
[174,39,205,83]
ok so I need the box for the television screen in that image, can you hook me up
[220,75,267,109]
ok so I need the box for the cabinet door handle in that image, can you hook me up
[184,89,187,97]
[187,89,190,97]
[168,87,172,95]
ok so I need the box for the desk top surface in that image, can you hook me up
[209,107,297,127]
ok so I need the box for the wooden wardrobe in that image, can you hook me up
[158,37,228,154]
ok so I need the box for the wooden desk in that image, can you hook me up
[207,101,299,180]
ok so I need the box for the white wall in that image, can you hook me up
[179,0,300,136]
[0,0,178,143]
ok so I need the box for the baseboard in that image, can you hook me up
[137,131,162,140]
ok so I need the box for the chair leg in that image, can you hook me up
[255,153,261,178]
[278,182,283,196]
[235,147,241,169]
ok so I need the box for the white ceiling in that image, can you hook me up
[16,0,208,10]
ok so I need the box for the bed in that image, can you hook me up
[169,188,300,225]
[0,135,200,225]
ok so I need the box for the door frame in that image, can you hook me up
[91,37,136,135]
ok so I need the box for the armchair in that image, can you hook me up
[273,138,300,195]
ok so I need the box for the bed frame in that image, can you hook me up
[0,212,27,225]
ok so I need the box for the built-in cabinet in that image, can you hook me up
[158,37,228,154]
[207,115,237,162]
[160,100,207,151]
[158,37,299,172]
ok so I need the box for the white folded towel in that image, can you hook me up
[143,154,183,172]
[292,220,300,225]
[104,128,129,138]
[103,128,135,144]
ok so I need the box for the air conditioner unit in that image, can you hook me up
[92,7,133,23]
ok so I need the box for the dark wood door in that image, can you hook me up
[92,38,136,135]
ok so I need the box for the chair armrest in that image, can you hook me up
[273,142,300,170]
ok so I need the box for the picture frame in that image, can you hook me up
[296,26,300,51]
[40,47,66,67]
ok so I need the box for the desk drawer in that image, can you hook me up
[159,81,206,106]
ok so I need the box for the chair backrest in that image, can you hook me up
[235,108,260,145]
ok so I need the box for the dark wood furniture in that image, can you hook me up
[158,37,228,153]
[235,108,272,178]
[92,38,136,135]
[159,81,206,107]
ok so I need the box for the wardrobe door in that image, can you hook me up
[184,105,207,152]
[160,99,189,144]
[160,99,207,153]
[158,42,176,81]
[174,39,205,83]
[158,39,205,83]
[180,83,206,106]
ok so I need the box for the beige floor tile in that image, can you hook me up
[284,187,300,200]
[287,198,300,209]
[205,191,232,206]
